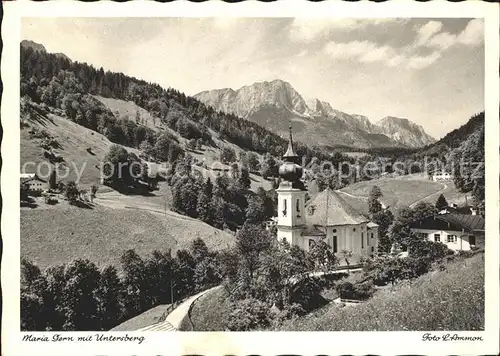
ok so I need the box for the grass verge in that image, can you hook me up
[274,253,484,331]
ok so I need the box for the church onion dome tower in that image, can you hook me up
[278,124,306,191]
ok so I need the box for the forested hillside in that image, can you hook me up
[20,44,342,166]
[410,112,485,209]
[20,42,358,232]
[425,112,484,152]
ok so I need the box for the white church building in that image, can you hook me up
[276,126,379,260]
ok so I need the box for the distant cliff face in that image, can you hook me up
[377,116,436,147]
[195,79,309,118]
[195,80,435,149]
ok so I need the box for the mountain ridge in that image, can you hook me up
[195,80,436,149]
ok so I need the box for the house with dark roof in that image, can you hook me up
[275,125,378,260]
[21,173,48,193]
[438,203,479,216]
[409,213,485,251]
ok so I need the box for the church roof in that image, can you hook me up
[302,225,326,237]
[306,188,369,226]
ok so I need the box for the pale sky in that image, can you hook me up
[22,17,484,139]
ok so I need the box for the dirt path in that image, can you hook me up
[138,287,219,331]
[409,182,447,208]
[336,190,366,200]
[336,190,389,209]
[289,266,363,286]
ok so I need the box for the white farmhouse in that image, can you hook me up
[432,170,452,181]
[410,213,485,251]
[20,173,48,193]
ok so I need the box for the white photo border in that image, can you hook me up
[2,1,499,355]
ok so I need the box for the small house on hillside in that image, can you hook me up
[21,173,48,193]
[438,203,479,216]
[432,170,452,181]
[410,213,485,252]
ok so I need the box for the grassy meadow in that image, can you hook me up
[340,175,453,210]
[190,286,231,331]
[274,253,484,331]
[21,204,234,270]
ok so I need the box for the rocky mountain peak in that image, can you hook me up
[195,79,436,148]
[377,116,435,147]
[21,40,47,53]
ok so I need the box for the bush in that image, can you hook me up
[44,196,58,205]
[290,278,326,312]
[29,127,52,140]
[363,257,396,286]
[336,281,356,300]
[354,280,375,300]
[407,235,451,262]
[271,303,306,326]
[336,280,375,301]
[458,250,474,258]
[227,298,270,331]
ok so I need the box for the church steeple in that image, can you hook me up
[276,122,307,248]
[278,122,305,190]
[283,123,299,162]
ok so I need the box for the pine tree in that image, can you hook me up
[261,153,278,179]
[238,166,251,189]
[62,259,102,330]
[97,266,124,330]
[197,178,214,225]
[135,109,140,124]
[49,168,57,190]
[435,194,448,210]
[368,185,383,215]
[245,195,266,224]
[235,223,272,280]
[213,196,226,229]
[247,152,261,173]
[65,181,79,204]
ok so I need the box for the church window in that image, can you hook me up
[282,199,287,217]
[296,199,300,212]
[332,236,338,253]
[353,228,356,232]
[361,232,364,249]
[332,229,337,233]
